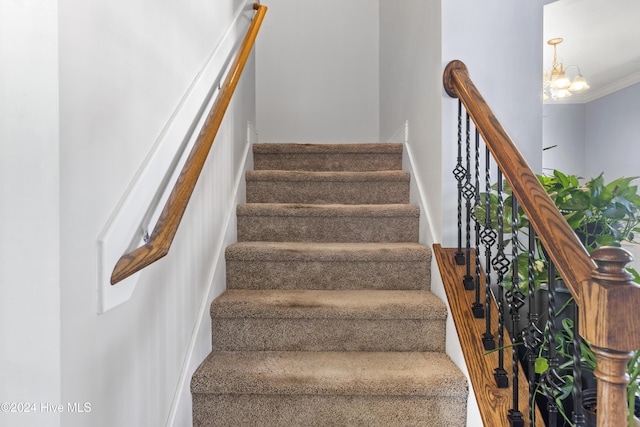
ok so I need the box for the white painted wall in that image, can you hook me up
[58,0,256,423]
[1,0,257,426]
[542,104,586,177]
[0,2,61,426]
[441,0,544,247]
[543,82,640,181]
[256,0,380,143]
[379,0,442,246]
[380,2,542,425]
[584,82,640,179]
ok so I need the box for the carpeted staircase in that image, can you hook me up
[191,143,468,426]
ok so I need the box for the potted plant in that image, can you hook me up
[478,170,640,425]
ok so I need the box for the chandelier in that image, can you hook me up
[543,38,589,100]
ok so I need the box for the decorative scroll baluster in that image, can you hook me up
[522,229,542,427]
[462,113,475,290]
[472,129,484,318]
[481,146,496,350]
[453,100,465,265]
[492,170,509,388]
[541,260,565,427]
[572,304,586,427]
[507,195,524,426]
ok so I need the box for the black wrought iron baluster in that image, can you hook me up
[492,170,509,388]
[472,129,484,318]
[507,195,524,426]
[542,260,565,427]
[462,112,475,290]
[522,229,543,427]
[454,100,465,265]
[481,146,496,350]
[572,304,585,426]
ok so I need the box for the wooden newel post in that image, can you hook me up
[580,246,640,427]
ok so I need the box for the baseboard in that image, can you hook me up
[164,122,257,427]
[387,120,438,246]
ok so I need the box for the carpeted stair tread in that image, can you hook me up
[237,203,420,243]
[253,143,403,171]
[246,170,410,204]
[211,289,446,320]
[225,241,430,262]
[246,170,410,182]
[191,351,467,397]
[225,242,431,290]
[210,289,447,351]
[237,203,419,217]
[253,143,403,155]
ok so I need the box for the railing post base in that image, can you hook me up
[482,333,496,351]
[507,409,524,427]
[494,368,509,388]
[472,302,484,318]
[463,275,474,290]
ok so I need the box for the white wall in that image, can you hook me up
[379,2,542,425]
[441,0,544,247]
[542,103,586,176]
[0,2,62,426]
[256,0,380,143]
[542,82,640,180]
[58,0,256,423]
[0,1,255,426]
[379,0,442,246]
[584,82,640,179]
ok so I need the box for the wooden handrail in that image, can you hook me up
[111,3,267,285]
[444,59,640,427]
[443,59,592,300]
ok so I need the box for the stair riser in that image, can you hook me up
[212,318,445,352]
[253,153,402,172]
[246,180,410,204]
[226,260,430,290]
[237,216,419,242]
[192,394,467,427]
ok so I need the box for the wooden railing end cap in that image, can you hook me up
[443,60,468,98]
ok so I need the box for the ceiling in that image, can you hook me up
[543,0,640,103]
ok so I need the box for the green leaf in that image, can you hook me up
[596,234,615,247]
[612,196,636,214]
[602,203,627,220]
[559,191,590,211]
[563,212,585,230]
[535,357,549,374]
[606,176,639,194]
[554,170,569,188]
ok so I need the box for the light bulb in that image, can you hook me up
[552,88,572,99]
[554,73,570,89]
[569,76,590,92]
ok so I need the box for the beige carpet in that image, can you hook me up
[191,143,468,426]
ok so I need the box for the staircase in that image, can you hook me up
[191,143,468,426]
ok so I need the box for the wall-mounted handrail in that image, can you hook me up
[111,3,267,285]
[443,60,592,299]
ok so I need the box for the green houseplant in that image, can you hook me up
[537,170,640,254]
[478,170,640,425]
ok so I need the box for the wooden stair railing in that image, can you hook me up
[443,59,640,426]
[110,3,267,285]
